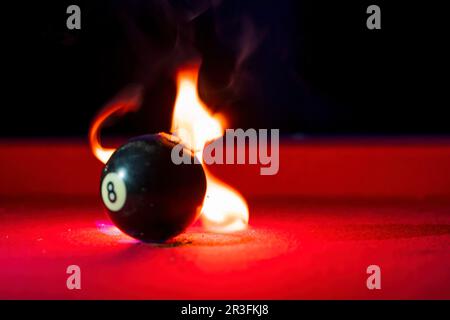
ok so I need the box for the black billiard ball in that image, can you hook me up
[100,133,206,242]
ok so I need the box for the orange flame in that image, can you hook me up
[171,67,249,232]
[89,85,143,164]
[89,67,249,233]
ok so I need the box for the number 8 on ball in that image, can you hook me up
[101,172,127,212]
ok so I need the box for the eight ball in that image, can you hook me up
[100,133,206,242]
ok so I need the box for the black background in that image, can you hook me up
[1,0,448,137]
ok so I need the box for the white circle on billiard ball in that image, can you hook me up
[101,172,127,212]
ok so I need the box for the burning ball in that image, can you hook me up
[100,133,206,242]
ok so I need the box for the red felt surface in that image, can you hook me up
[0,139,450,299]
[0,198,449,299]
[2,138,450,199]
